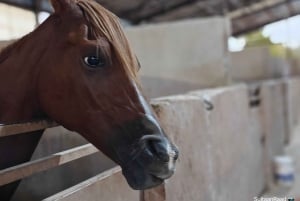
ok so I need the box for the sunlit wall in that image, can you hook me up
[0,3,35,40]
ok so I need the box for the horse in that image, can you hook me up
[0,0,178,199]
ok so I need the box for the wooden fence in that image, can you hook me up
[0,119,140,201]
[0,121,98,187]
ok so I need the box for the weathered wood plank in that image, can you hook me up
[43,166,139,201]
[141,185,165,201]
[0,144,98,186]
[0,120,58,138]
[231,0,300,35]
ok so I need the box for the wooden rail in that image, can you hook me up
[0,120,58,138]
[0,144,98,186]
[0,119,135,201]
[43,167,129,201]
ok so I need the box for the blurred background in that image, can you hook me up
[1,0,300,201]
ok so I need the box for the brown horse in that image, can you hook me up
[0,0,178,199]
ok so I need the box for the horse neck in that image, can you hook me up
[0,20,54,124]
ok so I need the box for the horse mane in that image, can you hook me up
[76,0,139,80]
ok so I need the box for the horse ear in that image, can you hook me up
[50,0,71,13]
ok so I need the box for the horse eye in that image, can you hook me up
[84,56,105,68]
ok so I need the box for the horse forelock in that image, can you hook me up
[76,0,139,81]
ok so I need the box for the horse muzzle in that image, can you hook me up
[107,115,179,190]
[122,134,178,190]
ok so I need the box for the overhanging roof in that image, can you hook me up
[0,0,299,35]
[230,0,300,35]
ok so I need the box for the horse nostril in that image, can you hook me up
[140,135,170,163]
[148,140,170,162]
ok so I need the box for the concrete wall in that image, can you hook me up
[140,76,203,98]
[285,77,300,143]
[230,47,292,82]
[143,79,293,200]
[127,18,230,88]
[147,85,265,201]
[257,80,287,190]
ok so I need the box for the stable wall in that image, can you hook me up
[285,77,300,143]
[146,85,266,201]
[249,80,287,190]
[143,79,293,200]
[230,47,292,82]
[126,18,231,89]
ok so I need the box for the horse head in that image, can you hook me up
[33,0,179,190]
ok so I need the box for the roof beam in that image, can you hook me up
[231,0,300,35]
[123,0,199,23]
[229,0,288,18]
[144,0,224,23]
[140,0,265,24]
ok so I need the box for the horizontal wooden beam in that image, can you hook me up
[229,0,286,18]
[0,143,98,186]
[146,0,224,23]
[0,120,58,138]
[232,0,300,35]
[43,166,122,201]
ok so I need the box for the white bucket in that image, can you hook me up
[273,156,295,187]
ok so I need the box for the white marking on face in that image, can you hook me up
[133,81,164,134]
[167,143,176,170]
